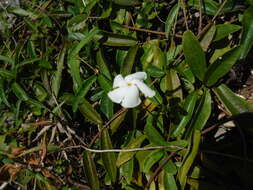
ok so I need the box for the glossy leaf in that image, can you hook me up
[183,30,207,81]
[191,89,211,131]
[112,0,140,6]
[178,130,201,188]
[101,129,117,183]
[213,24,241,42]
[0,69,15,79]
[188,0,219,15]
[165,3,179,38]
[240,7,253,59]
[146,66,165,78]
[67,56,82,93]
[171,92,198,137]
[73,75,97,112]
[94,31,137,47]
[12,82,29,101]
[78,98,103,125]
[120,45,138,76]
[51,45,66,97]
[116,134,146,167]
[214,84,253,114]
[143,150,164,173]
[204,47,241,87]
[96,49,112,80]
[164,172,178,190]
[83,151,100,190]
[100,93,113,120]
[200,25,216,51]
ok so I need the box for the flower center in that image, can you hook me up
[127,82,133,86]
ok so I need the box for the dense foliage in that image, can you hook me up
[0,0,253,189]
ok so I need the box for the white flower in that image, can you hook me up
[108,72,155,108]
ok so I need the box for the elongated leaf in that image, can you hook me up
[51,45,66,97]
[164,172,178,190]
[178,130,201,189]
[94,31,137,47]
[83,151,100,190]
[213,24,241,42]
[171,92,198,137]
[120,45,138,76]
[67,56,82,92]
[97,74,112,92]
[78,98,103,125]
[96,49,112,80]
[120,159,134,184]
[116,135,146,167]
[0,55,15,65]
[101,129,117,183]
[113,0,140,6]
[100,93,113,120]
[146,66,165,78]
[204,47,241,87]
[214,84,253,114]
[183,31,207,81]
[144,120,167,146]
[165,3,179,38]
[188,0,219,15]
[191,89,211,131]
[0,69,15,79]
[240,7,253,59]
[0,81,10,107]
[200,25,216,51]
[12,82,29,101]
[73,75,97,112]
[109,111,127,134]
[71,28,100,56]
[143,150,164,173]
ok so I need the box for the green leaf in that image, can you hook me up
[160,69,182,99]
[165,3,179,38]
[120,159,134,184]
[78,98,103,125]
[171,92,198,137]
[213,24,241,42]
[120,45,139,76]
[143,150,164,173]
[188,0,219,15]
[0,81,10,107]
[183,30,207,81]
[144,119,167,146]
[240,7,253,59]
[116,135,146,167]
[94,31,137,47]
[51,46,66,98]
[178,130,201,189]
[214,84,253,114]
[12,82,29,101]
[83,151,100,190]
[73,75,97,112]
[0,55,15,65]
[112,0,140,6]
[100,93,113,120]
[204,47,241,87]
[146,66,165,78]
[109,111,127,134]
[96,49,112,80]
[164,172,178,190]
[191,89,211,131]
[71,28,100,56]
[101,129,117,183]
[200,25,216,51]
[97,74,112,92]
[0,69,15,79]
[67,56,82,93]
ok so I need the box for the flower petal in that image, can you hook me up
[132,79,155,98]
[121,86,141,108]
[108,87,128,104]
[113,74,127,88]
[125,72,147,82]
